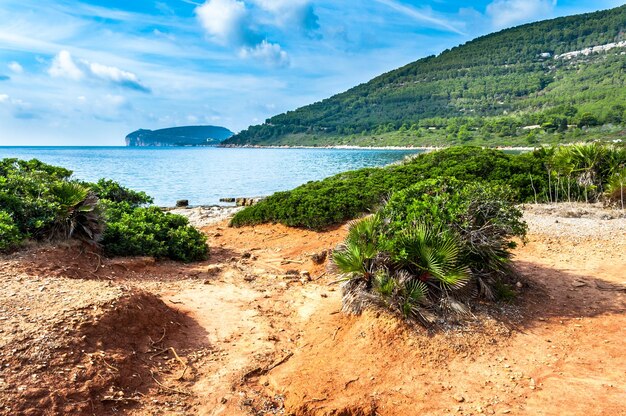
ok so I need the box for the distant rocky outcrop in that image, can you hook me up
[125,126,234,147]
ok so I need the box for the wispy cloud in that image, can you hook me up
[374,0,466,35]
[486,0,558,29]
[0,75,10,81]
[48,50,150,92]
[239,40,290,68]
[8,61,23,73]
[86,62,151,93]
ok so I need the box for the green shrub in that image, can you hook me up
[1,158,208,262]
[334,178,526,326]
[0,158,100,241]
[102,205,208,262]
[0,211,23,251]
[232,147,550,229]
[87,179,153,206]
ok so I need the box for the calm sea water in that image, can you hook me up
[0,147,424,206]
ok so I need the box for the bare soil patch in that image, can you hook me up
[1,204,624,415]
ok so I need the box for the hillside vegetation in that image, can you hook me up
[224,5,626,147]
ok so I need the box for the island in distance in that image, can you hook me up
[125,125,234,147]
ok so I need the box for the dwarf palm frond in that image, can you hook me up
[333,242,369,277]
[373,269,396,298]
[51,182,104,243]
[399,278,435,324]
[606,167,626,209]
[394,222,470,290]
[345,213,381,254]
[333,214,383,282]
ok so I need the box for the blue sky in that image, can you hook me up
[0,0,624,145]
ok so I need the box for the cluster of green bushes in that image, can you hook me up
[232,144,625,230]
[334,179,527,325]
[0,159,208,262]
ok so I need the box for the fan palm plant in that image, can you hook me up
[51,182,104,242]
[392,222,470,292]
[606,167,626,210]
[333,214,382,285]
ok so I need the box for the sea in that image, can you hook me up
[0,147,424,206]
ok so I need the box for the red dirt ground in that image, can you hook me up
[0,205,624,416]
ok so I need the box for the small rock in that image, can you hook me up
[207,265,222,276]
[242,252,252,259]
[453,394,465,403]
[300,271,311,281]
[311,250,328,264]
[515,281,523,289]
[220,397,228,404]
[176,199,189,207]
[243,274,256,282]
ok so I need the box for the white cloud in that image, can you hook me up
[195,0,292,67]
[103,94,127,107]
[8,61,23,74]
[487,0,557,29]
[47,50,149,92]
[87,62,149,92]
[195,0,248,45]
[374,0,466,35]
[239,40,289,67]
[48,50,84,80]
[0,94,9,103]
[251,0,319,32]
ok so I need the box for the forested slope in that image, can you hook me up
[224,5,626,147]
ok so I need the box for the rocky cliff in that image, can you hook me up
[125,126,234,147]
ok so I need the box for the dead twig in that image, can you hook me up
[314,272,327,281]
[169,347,189,380]
[242,352,294,381]
[99,356,119,372]
[149,371,190,396]
[595,281,626,292]
[101,396,141,403]
[86,250,103,273]
[332,326,341,341]
[344,377,359,389]
[280,259,305,265]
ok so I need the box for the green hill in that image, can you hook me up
[223,5,626,147]
[126,125,233,147]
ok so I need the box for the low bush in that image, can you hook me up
[87,178,153,205]
[232,144,625,230]
[102,204,208,263]
[334,179,526,326]
[0,211,22,251]
[231,147,550,229]
[0,158,208,262]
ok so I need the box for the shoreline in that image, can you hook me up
[219,144,537,151]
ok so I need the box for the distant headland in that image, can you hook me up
[125,125,234,147]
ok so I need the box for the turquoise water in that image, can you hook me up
[0,147,424,206]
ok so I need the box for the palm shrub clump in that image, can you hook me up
[0,159,103,248]
[0,158,208,262]
[334,178,526,326]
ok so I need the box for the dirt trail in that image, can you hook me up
[1,205,624,415]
